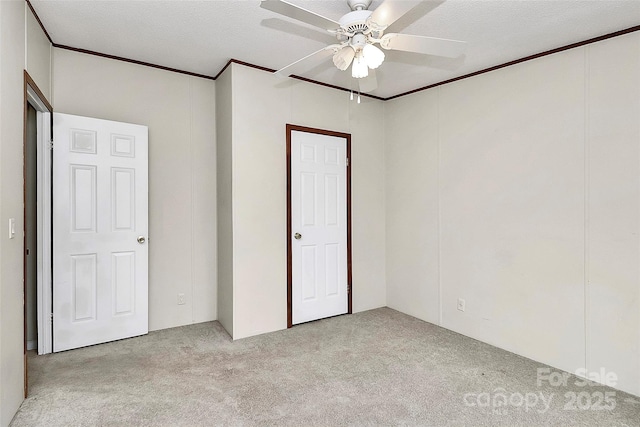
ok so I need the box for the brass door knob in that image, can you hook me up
[294,233,302,240]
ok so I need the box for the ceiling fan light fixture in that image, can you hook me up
[362,43,385,69]
[333,46,356,71]
[262,0,469,92]
[351,52,368,78]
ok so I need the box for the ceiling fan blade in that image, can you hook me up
[380,33,467,58]
[261,18,337,45]
[385,0,446,33]
[275,45,340,77]
[367,0,422,30]
[358,69,377,93]
[260,0,339,31]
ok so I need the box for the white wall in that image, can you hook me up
[52,48,217,331]
[0,2,52,425]
[385,32,640,397]
[225,63,386,339]
[0,3,24,424]
[586,33,640,397]
[26,7,51,101]
[385,89,439,324]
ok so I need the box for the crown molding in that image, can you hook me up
[54,44,215,80]
[24,1,640,102]
[386,23,640,101]
[215,59,385,101]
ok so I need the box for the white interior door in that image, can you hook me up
[53,113,148,352]
[291,130,348,325]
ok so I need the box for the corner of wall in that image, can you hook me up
[0,1,4,421]
[214,63,234,339]
[382,99,388,309]
[383,34,640,397]
[189,75,218,325]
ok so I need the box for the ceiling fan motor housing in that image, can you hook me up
[339,10,373,34]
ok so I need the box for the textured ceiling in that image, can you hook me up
[30,0,640,98]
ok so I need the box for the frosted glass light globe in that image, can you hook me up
[333,46,355,71]
[363,44,385,69]
[351,52,368,78]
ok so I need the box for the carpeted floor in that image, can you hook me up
[11,308,640,426]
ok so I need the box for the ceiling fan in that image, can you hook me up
[260,0,467,93]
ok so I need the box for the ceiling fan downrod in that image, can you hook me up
[347,0,372,11]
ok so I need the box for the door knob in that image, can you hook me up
[294,233,302,240]
[137,236,146,244]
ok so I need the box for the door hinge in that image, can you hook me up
[49,140,54,150]
[49,313,53,324]
[346,158,349,167]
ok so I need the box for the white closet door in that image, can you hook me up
[291,130,348,325]
[53,113,148,352]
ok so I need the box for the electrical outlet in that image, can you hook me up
[177,293,186,305]
[457,298,466,312]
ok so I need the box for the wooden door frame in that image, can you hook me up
[23,70,53,397]
[286,124,352,328]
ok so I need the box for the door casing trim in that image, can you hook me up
[286,124,352,328]
[23,70,53,397]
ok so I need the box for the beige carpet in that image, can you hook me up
[11,308,640,426]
